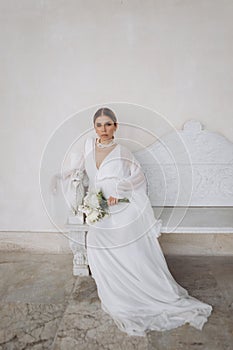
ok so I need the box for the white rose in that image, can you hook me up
[84,192,99,208]
[86,209,100,224]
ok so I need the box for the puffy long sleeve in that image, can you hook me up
[62,152,86,181]
[115,146,147,198]
[51,141,89,196]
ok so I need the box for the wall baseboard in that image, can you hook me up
[158,233,233,255]
[0,231,71,253]
[0,231,232,255]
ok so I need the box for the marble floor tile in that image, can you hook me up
[0,253,232,349]
[52,277,149,350]
[147,256,233,350]
[148,308,233,350]
[165,255,222,308]
[0,252,76,304]
[0,302,66,350]
[208,257,233,311]
[166,255,233,313]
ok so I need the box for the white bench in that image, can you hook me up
[65,120,233,275]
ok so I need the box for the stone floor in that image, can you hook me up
[0,252,232,350]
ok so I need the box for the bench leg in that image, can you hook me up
[67,230,90,276]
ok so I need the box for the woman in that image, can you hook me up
[68,107,213,337]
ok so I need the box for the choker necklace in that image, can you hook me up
[96,137,116,148]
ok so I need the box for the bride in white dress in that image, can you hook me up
[67,107,213,337]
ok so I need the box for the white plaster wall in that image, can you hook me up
[1,0,233,232]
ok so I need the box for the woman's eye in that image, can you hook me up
[96,123,113,127]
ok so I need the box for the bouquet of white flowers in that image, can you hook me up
[78,189,129,224]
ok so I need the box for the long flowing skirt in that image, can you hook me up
[86,198,213,336]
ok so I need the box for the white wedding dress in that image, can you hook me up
[67,136,213,337]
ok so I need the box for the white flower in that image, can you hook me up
[84,191,100,208]
[78,205,91,215]
[86,209,100,224]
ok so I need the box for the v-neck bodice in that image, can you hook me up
[82,136,123,199]
[93,137,119,171]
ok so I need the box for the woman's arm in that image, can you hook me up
[115,146,147,197]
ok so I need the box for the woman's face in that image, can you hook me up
[94,115,117,142]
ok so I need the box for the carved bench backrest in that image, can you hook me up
[133,120,233,207]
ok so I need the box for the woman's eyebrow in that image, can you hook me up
[96,122,113,126]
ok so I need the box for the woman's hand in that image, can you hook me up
[107,196,119,206]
